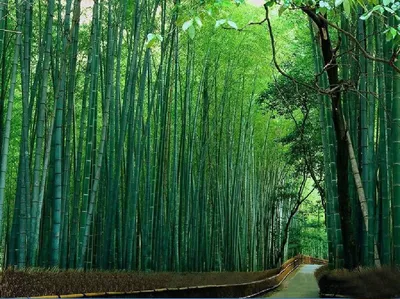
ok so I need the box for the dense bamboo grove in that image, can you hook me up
[302,0,400,269]
[9,0,399,274]
[0,0,325,271]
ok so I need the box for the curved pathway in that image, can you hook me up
[265,264,322,298]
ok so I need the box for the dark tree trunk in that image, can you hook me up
[304,8,358,269]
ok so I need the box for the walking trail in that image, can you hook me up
[265,264,322,298]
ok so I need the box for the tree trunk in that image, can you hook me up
[304,9,357,269]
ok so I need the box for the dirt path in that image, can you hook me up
[265,264,322,298]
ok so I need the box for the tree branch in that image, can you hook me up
[316,13,400,73]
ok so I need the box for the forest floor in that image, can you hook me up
[265,264,322,298]
[0,267,280,297]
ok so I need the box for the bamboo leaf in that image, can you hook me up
[372,4,384,12]
[390,27,397,38]
[360,11,372,20]
[343,0,351,15]
[335,0,344,7]
[146,34,157,48]
[182,19,193,31]
[278,5,287,16]
[195,16,203,28]
[227,20,238,30]
[384,6,395,12]
[188,25,195,39]
[215,19,226,28]
[156,34,163,41]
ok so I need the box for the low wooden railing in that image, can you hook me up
[31,255,327,298]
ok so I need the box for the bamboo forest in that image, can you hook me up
[1,0,400,296]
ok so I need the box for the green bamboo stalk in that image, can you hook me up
[366,16,376,266]
[0,4,22,255]
[61,0,81,269]
[79,0,113,266]
[7,161,21,267]
[30,0,55,265]
[104,0,142,269]
[20,0,32,266]
[392,26,400,266]
[51,0,74,268]
[70,50,91,268]
[375,16,390,265]
[0,0,8,157]
[78,0,99,268]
